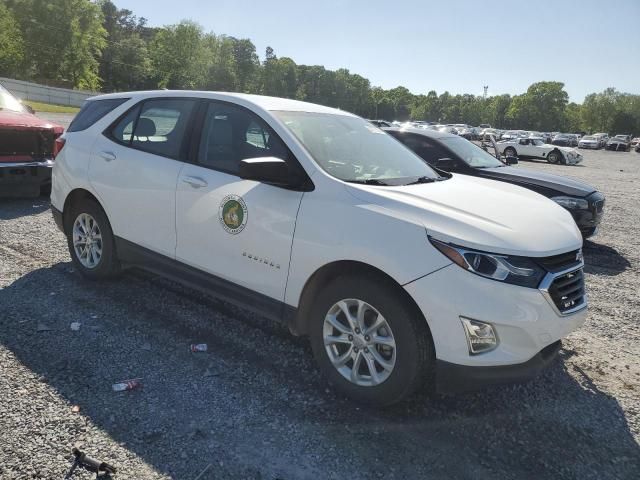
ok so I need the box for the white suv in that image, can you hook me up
[51,91,587,405]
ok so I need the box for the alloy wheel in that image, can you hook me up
[323,298,396,387]
[72,213,103,269]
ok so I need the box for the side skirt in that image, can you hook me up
[115,237,297,325]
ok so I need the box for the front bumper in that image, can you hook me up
[568,192,605,237]
[0,160,53,197]
[404,263,587,392]
[436,340,561,393]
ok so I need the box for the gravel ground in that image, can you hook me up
[1,144,639,479]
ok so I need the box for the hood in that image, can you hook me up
[346,174,582,257]
[478,166,596,197]
[0,109,63,133]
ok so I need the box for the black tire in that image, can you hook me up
[66,199,120,280]
[309,274,434,406]
[504,147,517,158]
[547,150,562,164]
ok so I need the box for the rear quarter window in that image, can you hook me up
[67,98,129,132]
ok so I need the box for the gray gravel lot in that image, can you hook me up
[1,146,639,479]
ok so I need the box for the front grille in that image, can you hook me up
[0,129,54,158]
[547,269,585,313]
[536,249,581,273]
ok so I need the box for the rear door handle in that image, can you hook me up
[182,176,208,189]
[99,151,116,162]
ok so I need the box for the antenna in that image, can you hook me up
[483,85,488,99]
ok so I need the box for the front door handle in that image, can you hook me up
[182,176,208,189]
[99,151,116,162]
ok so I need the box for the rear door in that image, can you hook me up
[175,100,305,302]
[89,98,197,257]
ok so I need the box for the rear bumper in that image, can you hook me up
[0,160,53,197]
[51,205,64,233]
[436,341,562,393]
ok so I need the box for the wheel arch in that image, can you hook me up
[62,188,107,234]
[290,260,427,338]
[504,145,518,156]
[548,148,564,163]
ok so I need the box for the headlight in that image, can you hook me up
[429,238,545,288]
[552,196,589,210]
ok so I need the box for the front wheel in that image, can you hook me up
[547,150,562,164]
[309,275,434,406]
[504,147,517,158]
[66,199,120,280]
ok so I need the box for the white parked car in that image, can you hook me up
[51,91,587,405]
[593,133,609,148]
[497,137,583,165]
[578,136,600,149]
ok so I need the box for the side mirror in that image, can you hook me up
[505,155,518,165]
[239,157,290,186]
[435,157,457,170]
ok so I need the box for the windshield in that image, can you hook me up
[583,136,595,140]
[273,111,441,184]
[440,136,504,168]
[0,85,26,112]
[531,139,544,146]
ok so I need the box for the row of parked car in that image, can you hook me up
[0,86,606,405]
[368,119,639,153]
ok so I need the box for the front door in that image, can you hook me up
[89,98,197,257]
[175,101,304,302]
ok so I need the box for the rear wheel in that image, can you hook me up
[66,199,120,280]
[309,275,434,406]
[504,147,517,158]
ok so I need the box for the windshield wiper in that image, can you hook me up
[405,176,440,185]
[345,178,391,186]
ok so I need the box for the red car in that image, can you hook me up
[0,84,64,197]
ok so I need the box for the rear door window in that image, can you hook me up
[68,98,129,132]
[107,98,196,160]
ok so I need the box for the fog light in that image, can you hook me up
[460,317,498,354]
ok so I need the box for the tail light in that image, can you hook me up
[53,137,66,159]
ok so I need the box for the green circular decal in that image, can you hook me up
[219,195,248,234]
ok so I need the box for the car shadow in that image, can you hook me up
[583,240,631,276]
[0,197,50,221]
[1,264,639,479]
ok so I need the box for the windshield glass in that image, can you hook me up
[273,111,440,184]
[0,85,26,112]
[583,136,595,140]
[440,136,503,168]
[531,139,544,146]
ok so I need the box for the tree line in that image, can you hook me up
[1,0,639,134]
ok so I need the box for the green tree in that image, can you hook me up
[204,34,238,91]
[148,20,209,89]
[98,0,151,91]
[229,37,259,93]
[0,2,24,77]
[8,0,106,89]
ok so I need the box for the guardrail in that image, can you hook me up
[0,77,98,107]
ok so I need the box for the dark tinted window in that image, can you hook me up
[106,99,196,159]
[389,132,449,166]
[198,102,288,175]
[68,98,129,132]
[109,106,140,143]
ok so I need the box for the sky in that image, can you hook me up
[124,0,639,102]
